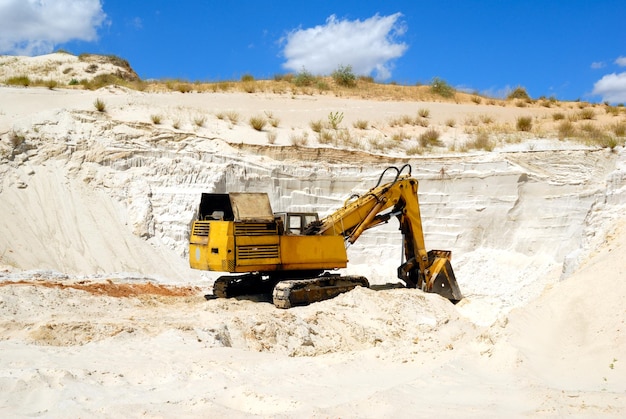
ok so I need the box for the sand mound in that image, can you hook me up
[0,52,139,84]
[0,278,471,357]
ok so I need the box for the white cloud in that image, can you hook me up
[0,0,106,55]
[615,56,626,67]
[281,13,408,80]
[592,72,626,103]
[591,61,606,69]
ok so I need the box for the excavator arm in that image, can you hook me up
[314,165,462,302]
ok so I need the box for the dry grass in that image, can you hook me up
[466,131,495,151]
[93,98,106,112]
[289,132,309,147]
[418,128,442,147]
[12,60,624,154]
[353,119,369,130]
[249,115,267,131]
[516,116,533,132]
[310,120,324,133]
[193,115,206,127]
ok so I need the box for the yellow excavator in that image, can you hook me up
[189,165,461,308]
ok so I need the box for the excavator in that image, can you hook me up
[189,165,462,308]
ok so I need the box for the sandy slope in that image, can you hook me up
[1,56,626,416]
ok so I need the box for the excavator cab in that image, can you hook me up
[274,212,319,235]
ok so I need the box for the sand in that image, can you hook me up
[0,53,625,417]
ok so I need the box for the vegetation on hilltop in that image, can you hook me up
[1,54,625,154]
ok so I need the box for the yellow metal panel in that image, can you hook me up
[280,235,347,270]
[207,221,234,272]
[189,243,210,270]
[234,225,280,268]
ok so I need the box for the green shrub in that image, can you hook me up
[430,77,455,98]
[507,87,531,100]
[516,116,533,132]
[6,75,30,87]
[241,73,255,82]
[316,80,330,90]
[293,68,315,87]
[332,65,356,87]
[328,111,344,129]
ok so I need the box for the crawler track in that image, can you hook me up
[272,276,369,309]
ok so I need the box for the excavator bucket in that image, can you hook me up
[428,258,463,302]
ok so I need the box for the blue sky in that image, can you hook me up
[1,0,625,103]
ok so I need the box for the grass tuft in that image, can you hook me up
[353,119,369,130]
[418,128,442,147]
[558,121,576,139]
[193,115,206,127]
[310,119,324,133]
[516,116,533,132]
[93,98,106,112]
[579,108,595,120]
[418,108,430,118]
[249,115,267,131]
